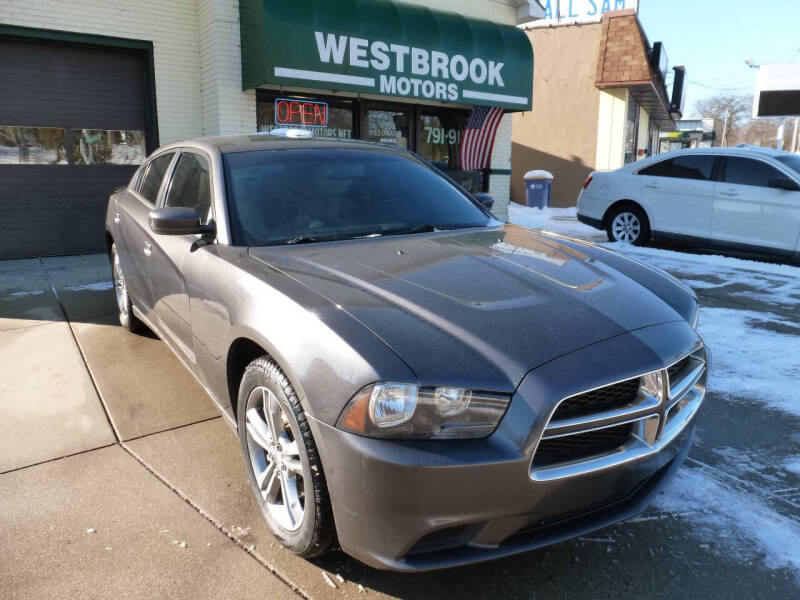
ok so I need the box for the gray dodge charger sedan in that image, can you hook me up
[105,133,707,571]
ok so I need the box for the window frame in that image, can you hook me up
[636,153,722,182]
[159,147,216,226]
[134,151,177,207]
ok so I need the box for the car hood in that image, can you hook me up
[248,225,687,392]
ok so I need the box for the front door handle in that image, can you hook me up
[719,189,739,197]
[143,241,152,257]
[113,211,121,224]
[643,183,660,189]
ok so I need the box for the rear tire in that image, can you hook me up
[111,243,145,333]
[606,204,650,246]
[237,356,335,558]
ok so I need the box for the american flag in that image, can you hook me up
[459,105,505,171]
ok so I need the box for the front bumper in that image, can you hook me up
[309,321,704,571]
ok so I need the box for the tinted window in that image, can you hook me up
[639,155,716,180]
[724,157,784,187]
[139,153,174,203]
[223,148,490,246]
[164,152,212,223]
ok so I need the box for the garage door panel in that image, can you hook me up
[0,37,149,258]
[0,40,147,130]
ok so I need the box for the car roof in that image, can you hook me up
[617,145,792,173]
[156,133,409,157]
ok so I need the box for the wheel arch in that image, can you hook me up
[225,332,311,426]
[602,199,651,229]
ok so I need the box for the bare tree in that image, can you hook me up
[694,94,751,147]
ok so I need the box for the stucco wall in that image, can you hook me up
[511,23,603,208]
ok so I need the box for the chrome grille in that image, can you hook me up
[551,377,640,420]
[532,422,634,468]
[530,343,707,482]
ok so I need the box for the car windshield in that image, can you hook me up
[222,147,491,246]
[775,154,800,177]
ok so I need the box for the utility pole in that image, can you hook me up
[721,106,731,147]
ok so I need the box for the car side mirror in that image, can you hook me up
[474,193,495,210]
[149,207,208,235]
[768,177,800,191]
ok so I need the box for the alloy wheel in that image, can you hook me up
[113,251,129,318]
[244,386,306,532]
[611,211,641,243]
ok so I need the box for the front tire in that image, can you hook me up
[237,356,335,558]
[111,243,145,333]
[606,205,650,245]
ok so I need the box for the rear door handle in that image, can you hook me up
[113,211,121,224]
[143,241,152,257]
[643,183,660,189]
[719,189,739,197]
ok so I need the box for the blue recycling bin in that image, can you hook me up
[524,170,553,209]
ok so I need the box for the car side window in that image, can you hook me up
[639,155,715,181]
[139,153,175,204]
[163,152,213,224]
[723,157,784,188]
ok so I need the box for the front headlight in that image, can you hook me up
[336,382,510,439]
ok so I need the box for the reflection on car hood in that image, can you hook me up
[248,225,687,391]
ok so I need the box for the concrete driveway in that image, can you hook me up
[1,253,798,599]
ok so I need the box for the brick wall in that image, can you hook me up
[595,10,652,85]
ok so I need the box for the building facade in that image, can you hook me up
[511,8,682,207]
[0,0,541,259]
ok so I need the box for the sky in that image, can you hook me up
[637,0,800,117]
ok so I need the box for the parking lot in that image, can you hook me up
[1,234,799,598]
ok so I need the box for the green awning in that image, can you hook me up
[240,0,534,111]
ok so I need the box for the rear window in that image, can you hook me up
[639,155,716,181]
[222,148,490,246]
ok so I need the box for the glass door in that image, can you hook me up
[363,105,411,149]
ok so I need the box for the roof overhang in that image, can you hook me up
[596,80,674,129]
[239,0,534,111]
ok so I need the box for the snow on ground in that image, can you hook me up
[507,203,602,239]
[510,202,800,580]
[697,306,800,417]
[655,468,800,576]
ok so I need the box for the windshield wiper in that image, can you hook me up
[380,224,440,236]
[285,234,322,245]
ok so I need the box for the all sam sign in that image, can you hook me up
[529,0,639,27]
[240,0,534,110]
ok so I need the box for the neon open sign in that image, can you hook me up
[274,98,329,128]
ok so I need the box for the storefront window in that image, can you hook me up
[0,126,67,165]
[624,96,640,165]
[257,93,354,139]
[365,109,409,149]
[416,109,481,192]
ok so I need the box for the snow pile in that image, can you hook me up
[655,468,800,577]
[507,203,602,239]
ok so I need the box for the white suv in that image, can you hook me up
[576,146,800,261]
